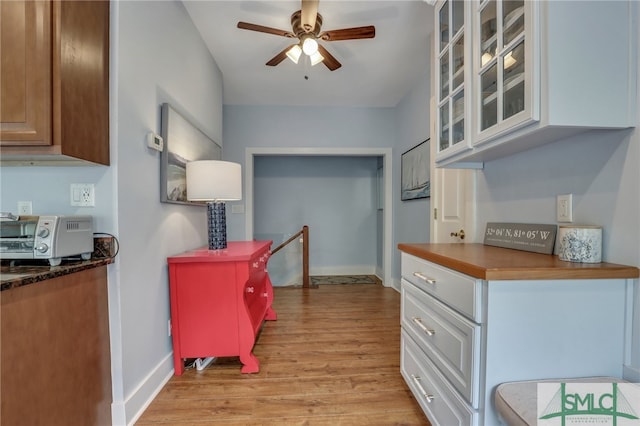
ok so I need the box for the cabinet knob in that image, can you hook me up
[450,229,465,240]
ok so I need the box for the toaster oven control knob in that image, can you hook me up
[35,243,49,253]
[37,228,50,238]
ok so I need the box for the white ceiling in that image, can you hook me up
[183,1,435,108]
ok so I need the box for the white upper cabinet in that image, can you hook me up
[435,0,637,167]
[435,0,473,162]
[474,0,534,143]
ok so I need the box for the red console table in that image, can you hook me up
[167,240,277,374]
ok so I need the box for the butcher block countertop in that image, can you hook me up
[398,243,639,281]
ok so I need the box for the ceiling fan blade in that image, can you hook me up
[237,22,295,38]
[266,44,298,66]
[317,44,341,71]
[319,26,376,41]
[301,0,319,33]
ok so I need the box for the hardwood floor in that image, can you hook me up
[136,283,429,425]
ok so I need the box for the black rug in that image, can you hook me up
[310,275,380,285]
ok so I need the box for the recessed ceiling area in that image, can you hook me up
[183,1,434,107]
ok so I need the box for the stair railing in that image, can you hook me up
[271,225,310,288]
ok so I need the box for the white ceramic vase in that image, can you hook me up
[558,225,602,263]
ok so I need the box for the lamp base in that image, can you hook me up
[207,201,227,250]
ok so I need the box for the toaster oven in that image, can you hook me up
[0,215,93,266]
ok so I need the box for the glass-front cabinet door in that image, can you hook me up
[474,0,536,145]
[435,0,471,161]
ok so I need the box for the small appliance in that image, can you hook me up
[0,215,94,266]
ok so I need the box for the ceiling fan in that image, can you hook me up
[237,0,375,71]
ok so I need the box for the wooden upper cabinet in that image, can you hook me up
[0,1,52,147]
[0,0,110,166]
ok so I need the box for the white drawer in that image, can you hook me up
[401,330,478,426]
[402,278,481,407]
[401,252,482,322]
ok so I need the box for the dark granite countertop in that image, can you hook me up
[1,258,113,291]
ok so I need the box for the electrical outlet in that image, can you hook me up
[70,184,95,207]
[557,194,573,222]
[17,201,33,215]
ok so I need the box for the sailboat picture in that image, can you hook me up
[401,139,430,201]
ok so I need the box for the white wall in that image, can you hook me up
[223,105,399,274]
[474,23,640,379]
[1,2,222,423]
[393,38,432,287]
[112,1,223,423]
[476,134,640,380]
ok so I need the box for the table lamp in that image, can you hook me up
[186,160,242,250]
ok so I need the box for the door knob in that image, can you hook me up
[450,229,465,240]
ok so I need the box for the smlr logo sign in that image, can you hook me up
[538,382,640,425]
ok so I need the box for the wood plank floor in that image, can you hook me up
[136,283,429,425]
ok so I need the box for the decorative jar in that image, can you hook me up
[558,225,602,263]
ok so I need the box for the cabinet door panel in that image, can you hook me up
[502,1,524,46]
[502,41,525,120]
[0,1,51,146]
[402,280,481,406]
[439,1,449,51]
[401,331,477,426]
[56,0,110,163]
[480,0,497,67]
[480,64,498,131]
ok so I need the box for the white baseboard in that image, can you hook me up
[623,364,640,382]
[389,277,401,293]
[111,352,174,426]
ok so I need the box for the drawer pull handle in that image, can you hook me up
[412,317,435,336]
[413,272,436,284]
[411,374,435,403]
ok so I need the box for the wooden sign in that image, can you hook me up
[483,223,557,254]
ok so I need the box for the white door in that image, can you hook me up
[431,167,476,243]
[429,56,477,244]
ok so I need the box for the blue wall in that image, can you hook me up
[254,155,380,280]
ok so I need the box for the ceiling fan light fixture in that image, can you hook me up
[310,51,324,66]
[286,44,302,64]
[302,37,319,56]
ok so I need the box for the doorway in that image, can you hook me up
[245,147,393,287]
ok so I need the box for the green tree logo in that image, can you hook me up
[539,383,639,425]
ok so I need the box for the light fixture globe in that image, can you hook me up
[302,37,318,56]
[286,44,303,64]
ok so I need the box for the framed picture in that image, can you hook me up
[401,139,430,201]
[160,103,222,204]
